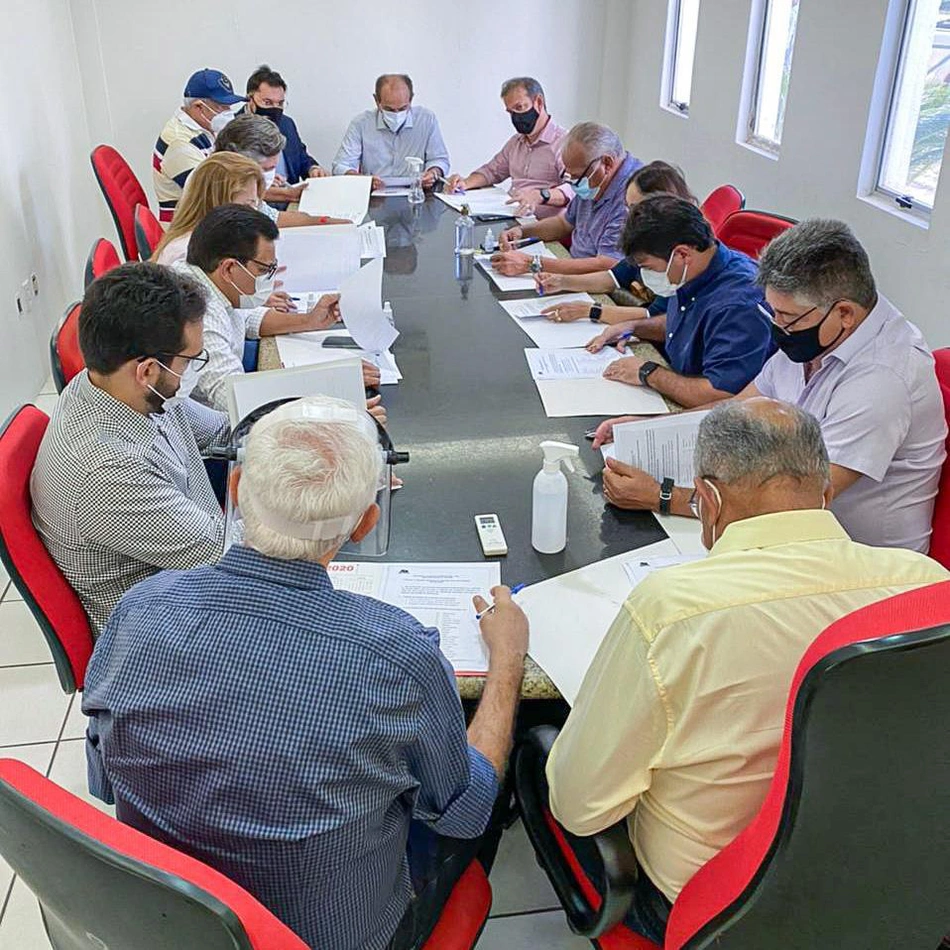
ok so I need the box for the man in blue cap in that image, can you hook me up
[153,68,246,223]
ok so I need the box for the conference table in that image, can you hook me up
[258,194,679,700]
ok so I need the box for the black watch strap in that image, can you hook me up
[639,360,660,387]
[659,477,675,515]
[589,304,603,323]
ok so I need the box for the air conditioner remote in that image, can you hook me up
[474,513,508,556]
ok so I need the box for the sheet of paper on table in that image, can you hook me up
[275,331,402,384]
[498,294,598,348]
[519,538,694,704]
[371,188,414,197]
[524,347,623,380]
[612,412,710,487]
[225,358,366,430]
[278,225,361,293]
[474,245,557,292]
[298,174,371,223]
[340,257,399,353]
[326,561,501,674]
[436,185,516,216]
[532,376,669,418]
[358,222,387,259]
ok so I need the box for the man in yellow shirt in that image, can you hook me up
[546,397,948,943]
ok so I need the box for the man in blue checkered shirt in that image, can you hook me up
[82,396,528,950]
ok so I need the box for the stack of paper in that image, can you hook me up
[326,562,500,674]
[524,347,623,380]
[498,293,597,347]
[531,376,669,418]
[436,185,516,217]
[612,412,710,487]
[276,331,402,385]
[277,225,361,293]
[474,245,558,292]
[298,175,372,223]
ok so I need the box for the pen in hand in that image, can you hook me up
[475,583,526,620]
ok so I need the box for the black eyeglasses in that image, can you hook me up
[139,348,210,370]
[245,258,280,280]
[562,156,603,187]
[758,299,841,336]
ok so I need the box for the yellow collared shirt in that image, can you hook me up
[546,509,949,901]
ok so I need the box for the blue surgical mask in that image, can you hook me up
[381,109,408,132]
[571,158,604,201]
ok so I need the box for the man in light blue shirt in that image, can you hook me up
[333,73,450,191]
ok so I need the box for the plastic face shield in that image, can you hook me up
[222,398,407,558]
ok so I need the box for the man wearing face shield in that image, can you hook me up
[81,394,529,950]
[30,263,229,632]
[491,122,642,276]
[332,73,451,192]
[153,68,245,223]
[547,399,948,945]
[592,219,946,554]
[442,77,572,218]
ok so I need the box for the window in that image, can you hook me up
[663,0,701,115]
[876,0,950,211]
[746,0,801,151]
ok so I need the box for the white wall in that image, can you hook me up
[605,0,950,346]
[0,0,111,418]
[72,0,615,193]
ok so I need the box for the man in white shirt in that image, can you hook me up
[592,219,946,553]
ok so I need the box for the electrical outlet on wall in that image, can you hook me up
[30,273,39,297]
[19,278,32,314]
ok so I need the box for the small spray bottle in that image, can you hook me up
[531,440,580,554]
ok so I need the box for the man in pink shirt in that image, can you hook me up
[442,77,572,218]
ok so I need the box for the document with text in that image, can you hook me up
[613,412,710,487]
[436,185,516,216]
[524,347,623,380]
[474,245,557,292]
[326,562,501,674]
[499,294,597,348]
[532,376,669,418]
[275,332,402,384]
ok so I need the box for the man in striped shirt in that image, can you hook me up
[153,68,245,223]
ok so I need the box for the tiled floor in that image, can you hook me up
[0,379,589,947]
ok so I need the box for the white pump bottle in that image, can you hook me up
[531,440,580,554]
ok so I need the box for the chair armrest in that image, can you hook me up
[513,725,639,938]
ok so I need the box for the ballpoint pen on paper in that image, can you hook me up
[508,237,541,249]
[529,257,544,295]
[475,583,527,621]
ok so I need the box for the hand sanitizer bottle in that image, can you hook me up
[483,228,497,253]
[531,440,580,554]
[455,204,475,255]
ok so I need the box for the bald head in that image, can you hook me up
[374,73,413,110]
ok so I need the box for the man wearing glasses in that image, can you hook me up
[30,263,230,632]
[173,204,340,412]
[491,122,641,276]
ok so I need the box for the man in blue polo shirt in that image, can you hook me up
[589,194,772,408]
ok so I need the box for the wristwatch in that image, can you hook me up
[658,477,675,515]
[639,360,661,388]
[539,188,551,204]
[589,304,603,323]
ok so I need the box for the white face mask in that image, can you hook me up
[209,106,235,135]
[230,261,276,309]
[381,109,408,132]
[261,167,277,189]
[148,357,200,409]
[640,253,688,299]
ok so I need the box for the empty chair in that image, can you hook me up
[928,348,950,567]
[90,145,151,262]
[716,209,797,259]
[700,184,745,236]
[0,758,492,950]
[514,580,950,949]
[83,238,121,289]
[0,406,94,693]
[134,204,165,261]
[49,302,84,394]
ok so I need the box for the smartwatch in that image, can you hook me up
[659,477,675,515]
[539,188,551,204]
[589,304,603,323]
[639,360,661,388]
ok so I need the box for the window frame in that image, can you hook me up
[660,0,700,117]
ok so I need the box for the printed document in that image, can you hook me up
[436,185,516,216]
[613,412,710,486]
[475,245,557,292]
[275,332,402,384]
[532,377,669,418]
[524,347,623,380]
[340,257,399,353]
[499,294,597,348]
[278,225,361,293]
[326,562,501,674]
[298,174,371,223]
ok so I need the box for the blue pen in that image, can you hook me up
[612,330,635,347]
[475,583,526,620]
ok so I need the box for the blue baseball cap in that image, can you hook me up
[184,69,246,105]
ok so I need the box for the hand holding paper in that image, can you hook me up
[339,257,399,353]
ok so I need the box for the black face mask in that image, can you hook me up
[255,105,284,124]
[770,302,845,364]
[511,107,539,135]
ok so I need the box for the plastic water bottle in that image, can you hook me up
[483,228,497,253]
[531,441,580,554]
[455,205,475,255]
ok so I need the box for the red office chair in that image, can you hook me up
[134,204,165,261]
[49,301,84,394]
[0,759,492,950]
[927,348,950,567]
[515,581,950,949]
[90,145,150,262]
[700,185,745,237]
[716,209,797,259]
[0,406,94,693]
[83,238,122,289]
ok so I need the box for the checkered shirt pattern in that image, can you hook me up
[30,371,228,631]
[82,546,498,950]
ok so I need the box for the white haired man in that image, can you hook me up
[82,395,528,950]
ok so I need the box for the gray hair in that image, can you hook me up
[213,113,286,160]
[756,219,877,310]
[564,122,624,161]
[694,400,830,486]
[501,77,545,102]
